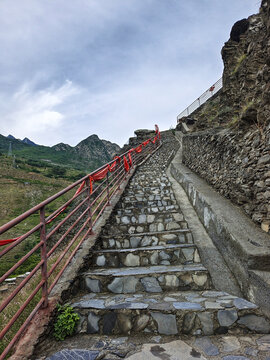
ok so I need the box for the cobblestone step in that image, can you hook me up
[115,211,183,226]
[119,198,177,208]
[83,264,212,294]
[71,290,269,336]
[92,244,200,268]
[100,229,194,249]
[115,204,180,215]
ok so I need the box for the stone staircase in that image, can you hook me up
[71,133,270,337]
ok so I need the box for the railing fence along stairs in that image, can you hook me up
[0,126,161,359]
[177,77,222,122]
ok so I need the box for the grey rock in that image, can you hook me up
[87,312,100,334]
[96,255,106,266]
[121,216,130,224]
[166,222,180,230]
[151,312,178,335]
[123,239,130,248]
[141,236,152,247]
[165,275,179,287]
[133,315,150,331]
[141,277,162,292]
[138,214,147,223]
[108,239,115,248]
[150,252,159,266]
[173,302,202,310]
[108,277,124,293]
[117,313,132,333]
[205,301,223,309]
[221,336,241,352]
[159,251,170,260]
[198,312,214,335]
[130,237,141,248]
[194,337,219,356]
[238,315,270,333]
[233,298,257,310]
[147,215,155,223]
[73,299,105,309]
[85,278,101,293]
[160,260,170,265]
[103,312,117,334]
[47,349,99,360]
[182,313,196,334]
[192,274,208,286]
[162,234,177,240]
[182,248,194,261]
[217,309,238,327]
[123,253,140,267]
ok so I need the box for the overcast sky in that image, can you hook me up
[0,0,260,147]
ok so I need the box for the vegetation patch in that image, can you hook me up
[53,304,80,341]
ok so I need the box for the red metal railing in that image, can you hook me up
[0,131,161,359]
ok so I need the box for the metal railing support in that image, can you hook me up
[40,206,48,308]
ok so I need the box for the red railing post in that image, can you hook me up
[106,172,110,205]
[85,177,93,233]
[40,206,48,308]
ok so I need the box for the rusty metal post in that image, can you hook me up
[85,177,94,233]
[40,206,48,308]
[106,172,110,205]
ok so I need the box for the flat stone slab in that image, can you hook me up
[126,340,208,360]
[46,349,99,360]
[84,264,207,277]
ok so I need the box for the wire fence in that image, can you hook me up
[177,77,223,122]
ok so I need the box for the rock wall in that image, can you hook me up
[180,0,270,231]
[182,127,270,231]
[190,0,270,131]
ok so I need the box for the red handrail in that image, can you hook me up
[0,126,161,359]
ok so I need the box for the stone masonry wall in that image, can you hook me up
[182,126,270,231]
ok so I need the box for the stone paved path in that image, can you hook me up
[36,132,270,360]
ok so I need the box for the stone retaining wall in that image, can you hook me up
[182,126,270,231]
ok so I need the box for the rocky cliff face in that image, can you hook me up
[180,0,270,231]
[191,0,270,131]
[74,135,121,169]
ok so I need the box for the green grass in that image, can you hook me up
[231,53,247,75]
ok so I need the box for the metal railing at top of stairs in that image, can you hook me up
[177,77,223,122]
[0,127,161,359]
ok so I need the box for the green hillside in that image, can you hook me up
[0,134,121,172]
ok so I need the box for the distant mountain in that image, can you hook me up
[7,134,16,140]
[0,133,121,172]
[22,137,37,146]
[6,134,37,146]
[52,143,72,152]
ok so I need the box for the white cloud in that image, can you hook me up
[0,0,260,147]
[0,80,79,144]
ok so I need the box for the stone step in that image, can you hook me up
[92,244,201,268]
[71,290,270,336]
[100,229,193,249]
[121,193,176,203]
[125,186,173,194]
[115,204,180,216]
[110,219,188,235]
[83,264,212,294]
[119,198,177,208]
[115,211,184,227]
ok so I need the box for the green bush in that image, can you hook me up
[53,304,80,341]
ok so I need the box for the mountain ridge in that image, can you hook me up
[0,133,121,172]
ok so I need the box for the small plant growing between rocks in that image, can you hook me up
[53,304,80,341]
[231,53,247,75]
